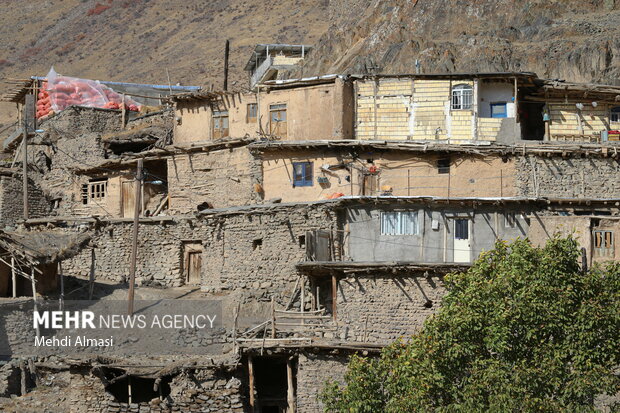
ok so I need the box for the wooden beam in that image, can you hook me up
[11,257,16,298]
[248,355,255,412]
[287,358,296,413]
[127,159,143,315]
[331,273,337,320]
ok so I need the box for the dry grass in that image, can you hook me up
[0,0,330,126]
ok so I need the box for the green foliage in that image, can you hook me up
[321,237,620,412]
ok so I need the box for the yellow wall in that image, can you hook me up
[548,103,611,138]
[259,149,517,202]
[356,78,487,142]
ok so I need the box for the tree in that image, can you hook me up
[321,237,620,412]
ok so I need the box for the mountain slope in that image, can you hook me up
[0,0,329,124]
[294,0,620,85]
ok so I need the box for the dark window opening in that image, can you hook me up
[101,368,171,404]
[253,238,263,250]
[611,106,620,123]
[437,158,450,174]
[253,356,292,413]
[108,141,154,156]
[519,102,545,141]
[292,162,313,187]
[314,277,334,315]
[298,235,305,247]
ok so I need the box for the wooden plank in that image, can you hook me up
[287,358,296,413]
[331,274,337,321]
[248,355,255,412]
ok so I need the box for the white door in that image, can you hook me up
[453,218,471,263]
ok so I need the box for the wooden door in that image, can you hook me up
[121,181,136,218]
[187,252,202,284]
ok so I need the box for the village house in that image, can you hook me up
[2,65,620,413]
[245,44,312,90]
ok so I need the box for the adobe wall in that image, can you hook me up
[336,274,445,343]
[515,155,620,198]
[258,148,518,202]
[167,146,262,213]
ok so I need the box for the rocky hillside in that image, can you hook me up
[0,0,329,124]
[294,0,620,85]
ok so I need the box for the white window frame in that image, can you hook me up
[380,211,419,235]
[451,84,473,110]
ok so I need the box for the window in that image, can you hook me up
[269,103,287,138]
[81,178,108,205]
[504,212,516,228]
[437,157,450,174]
[454,219,469,240]
[491,102,507,118]
[451,84,473,110]
[380,211,419,235]
[292,162,313,187]
[247,103,257,123]
[593,230,614,257]
[611,107,620,123]
[212,110,229,139]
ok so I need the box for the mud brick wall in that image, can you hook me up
[167,146,262,214]
[296,352,349,413]
[336,274,445,343]
[201,204,337,303]
[516,155,620,198]
[0,176,50,228]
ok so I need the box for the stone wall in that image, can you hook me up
[516,155,620,198]
[0,176,50,228]
[296,352,349,413]
[167,147,262,213]
[337,273,445,343]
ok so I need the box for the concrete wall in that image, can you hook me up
[259,149,517,202]
[346,204,529,262]
[167,147,261,213]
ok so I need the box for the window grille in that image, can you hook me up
[451,84,473,110]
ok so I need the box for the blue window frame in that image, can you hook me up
[293,162,313,187]
[490,103,507,118]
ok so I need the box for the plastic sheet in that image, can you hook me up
[36,67,141,119]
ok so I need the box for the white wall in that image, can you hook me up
[478,82,515,118]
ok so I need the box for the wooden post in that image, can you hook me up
[128,375,132,404]
[407,168,411,196]
[500,169,503,198]
[22,111,28,220]
[248,355,255,412]
[300,275,305,326]
[331,273,337,321]
[128,159,143,315]
[121,94,126,130]
[58,261,64,310]
[223,39,230,91]
[271,297,276,339]
[20,359,27,396]
[232,302,240,353]
[287,358,296,413]
[581,247,588,273]
[88,248,95,300]
[31,266,39,338]
[11,256,16,298]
